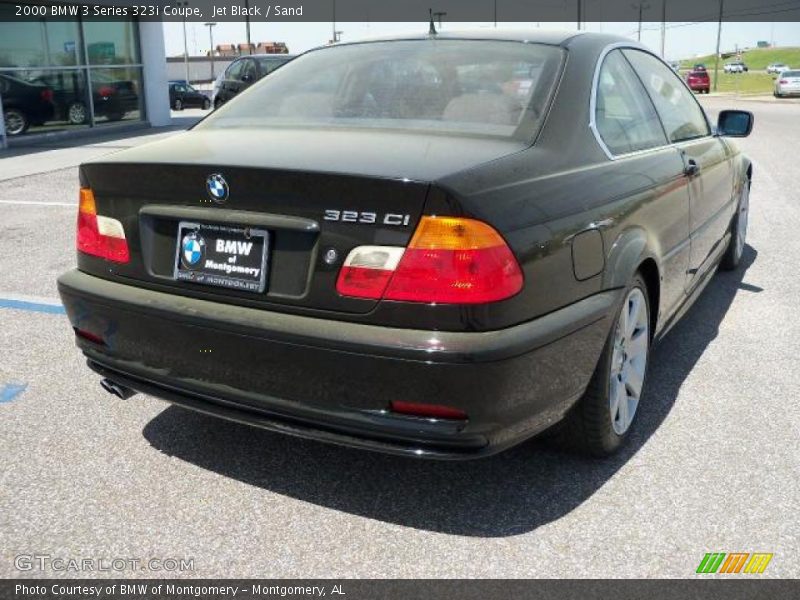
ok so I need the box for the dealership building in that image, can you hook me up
[0,6,170,148]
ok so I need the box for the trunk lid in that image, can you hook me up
[79,128,527,315]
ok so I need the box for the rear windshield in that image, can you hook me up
[198,40,565,140]
[254,56,290,70]
[782,70,800,77]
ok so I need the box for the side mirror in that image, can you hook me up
[717,110,753,137]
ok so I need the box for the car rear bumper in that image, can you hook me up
[57,269,618,459]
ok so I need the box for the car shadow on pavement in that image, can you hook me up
[143,246,758,537]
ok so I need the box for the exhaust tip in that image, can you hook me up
[100,378,136,400]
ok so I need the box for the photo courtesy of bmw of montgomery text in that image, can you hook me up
[58,30,753,459]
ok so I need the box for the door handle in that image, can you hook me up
[684,159,700,177]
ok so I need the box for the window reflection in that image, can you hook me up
[89,68,142,124]
[1,68,96,135]
[82,21,140,65]
[0,16,144,138]
[0,16,82,68]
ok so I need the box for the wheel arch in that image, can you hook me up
[603,226,662,337]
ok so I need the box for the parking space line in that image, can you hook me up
[0,200,74,207]
[0,383,28,403]
[0,296,66,314]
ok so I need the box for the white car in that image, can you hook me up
[724,62,745,73]
[774,70,800,97]
[767,63,790,74]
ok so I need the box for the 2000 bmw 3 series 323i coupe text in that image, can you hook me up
[58,31,754,458]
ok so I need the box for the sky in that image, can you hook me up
[163,20,800,61]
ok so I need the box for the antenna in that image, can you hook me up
[428,8,437,35]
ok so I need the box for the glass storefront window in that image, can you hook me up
[0,8,82,68]
[82,21,140,65]
[0,16,145,138]
[1,68,91,136]
[89,67,142,124]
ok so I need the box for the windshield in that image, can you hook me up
[198,40,564,140]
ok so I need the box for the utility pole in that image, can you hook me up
[205,22,217,80]
[577,0,582,30]
[713,0,723,91]
[332,0,336,44]
[245,0,252,53]
[633,2,650,42]
[176,1,190,83]
[660,0,666,57]
[493,0,497,27]
[433,11,446,29]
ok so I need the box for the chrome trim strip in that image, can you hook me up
[588,42,714,161]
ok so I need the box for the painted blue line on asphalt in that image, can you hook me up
[1,383,28,403]
[0,298,65,315]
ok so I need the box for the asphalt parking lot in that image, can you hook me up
[1,97,798,579]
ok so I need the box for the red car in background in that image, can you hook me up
[686,69,710,94]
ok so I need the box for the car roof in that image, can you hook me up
[330,29,628,48]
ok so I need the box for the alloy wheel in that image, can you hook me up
[609,287,649,435]
[68,102,86,125]
[4,109,26,135]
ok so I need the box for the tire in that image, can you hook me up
[213,98,222,110]
[202,98,211,110]
[558,274,651,456]
[67,101,87,125]
[720,178,750,271]
[3,107,29,136]
[174,99,183,111]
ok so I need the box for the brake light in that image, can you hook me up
[40,88,53,102]
[98,85,115,98]
[76,187,130,263]
[336,216,523,304]
[390,401,467,420]
[779,79,788,84]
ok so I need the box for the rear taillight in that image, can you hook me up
[336,216,523,304]
[41,88,53,102]
[98,85,115,98]
[77,187,130,263]
[779,79,788,84]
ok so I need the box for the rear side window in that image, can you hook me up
[256,57,289,76]
[240,59,256,81]
[594,50,667,156]
[198,40,565,140]
[225,60,243,80]
[623,49,710,143]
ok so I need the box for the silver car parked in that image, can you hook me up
[774,70,800,97]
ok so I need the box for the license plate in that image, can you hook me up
[174,221,269,293]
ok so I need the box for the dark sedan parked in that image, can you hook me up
[26,72,139,125]
[58,31,753,458]
[169,81,211,110]
[0,73,55,135]
[212,54,293,108]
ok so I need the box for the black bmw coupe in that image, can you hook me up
[58,30,753,458]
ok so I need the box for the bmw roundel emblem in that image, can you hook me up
[206,173,229,203]
[181,231,206,268]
